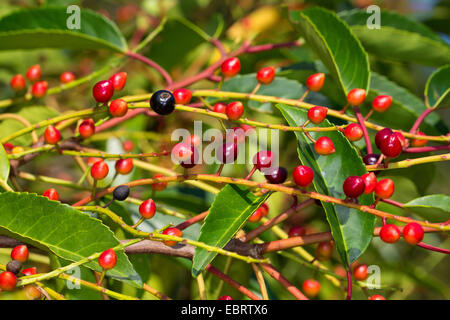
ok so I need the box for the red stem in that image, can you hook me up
[260,263,309,300]
[346,267,352,300]
[210,38,227,56]
[417,242,450,254]
[409,108,435,134]
[403,145,450,153]
[126,51,173,85]
[206,265,261,300]
[353,106,373,154]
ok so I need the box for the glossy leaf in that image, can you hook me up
[0,7,127,52]
[276,104,375,265]
[192,185,271,277]
[425,65,450,109]
[339,9,450,67]
[0,192,141,286]
[289,7,370,96]
[219,74,304,112]
[404,195,450,222]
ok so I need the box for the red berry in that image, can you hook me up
[302,279,321,298]
[3,142,14,153]
[26,65,41,82]
[353,264,368,281]
[306,73,325,92]
[139,199,156,219]
[123,140,134,152]
[344,123,363,141]
[11,245,29,263]
[216,142,238,164]
[218,295,233,300]
[109,72,127,91]
[172,142,194,162]
[152,174,168,191]
[361,172,377,194]
[259,203,269,217]
[173,88,192,104]
[115,158,133,175]
[256,66,276,85]
[374,178,395,199]
[213,102,227,114]
[162,227,182,247]
[379,224,401,243]
[292,165,314,187]
[314,137,335,155]
[221,57,241,77]
[347,88,366,106]
[109,99,128,117]
[93,80,114,103]
[98,248,117,270]
[226,101,244,120]
[379,134,402,158]
[44,125,61,145]
[411,132,427,147]
[43,188,59,201]
[60,71,76,84]
[343,176,365,198]
[0,271,17,291]
[307,106,328,124]
[253,150,273,170]
[10,74,26,91]
[79,119,95,138]
[185,134,201,148]
[22,267,37,276]
[265,166,288,184]
[375,128,394,150]
[248,208,263,223]
[402,222,424,245]
[31,81,48,98]
[288,226,306,237]
[369,294,386,300]
[91,161,109,180]
[316,241,333,261]
[372,95,392,112]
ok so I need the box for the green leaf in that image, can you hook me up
[425,65,450,109]
[0,192,141,286]
[219,74,304,112]
[0,106,59,146]
[0,144,9,184]
[0,7,127,53]
[192,185,271,277]
[276,104,376,265]
[404,195,450,222]
[366,72,447,135]
[289,7,370,96]
[339,9,450,67]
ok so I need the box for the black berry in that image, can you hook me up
[113,185,130,201]
[363,153,381,165]
[265,167,287,184]
[150,90,175,115]
[6,260,22,275]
